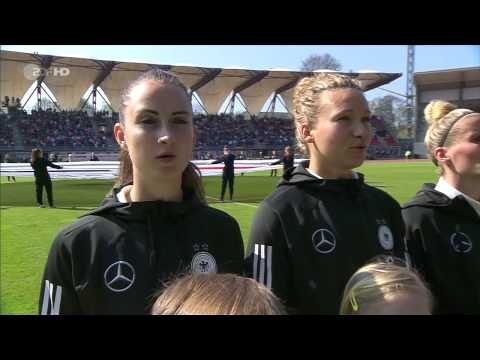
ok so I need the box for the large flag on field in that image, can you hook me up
[0,160,303,180]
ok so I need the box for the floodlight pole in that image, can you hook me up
[406,45,416,138]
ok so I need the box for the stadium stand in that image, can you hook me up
[0,50,404,161]
[1,109,402,160]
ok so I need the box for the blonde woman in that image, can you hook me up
[246,73,406,314]
[339,257,433,315]
[151,273,286,315]
[39,69,244,315]
[403,100,480,314]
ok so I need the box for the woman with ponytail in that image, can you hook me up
[403,100,480,314]
[39,69,244,314]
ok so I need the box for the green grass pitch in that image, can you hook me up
[0,161,438,314]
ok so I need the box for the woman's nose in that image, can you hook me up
[156,126,172,144]
[353,121,370,138]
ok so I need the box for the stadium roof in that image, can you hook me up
[415,67,480,86]
[1,50,402,114]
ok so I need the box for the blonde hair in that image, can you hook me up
[151,273,286,315]
[339,257,433,315]
[115,68,205,204]
[292,73,362,154]
[424,100,476,172]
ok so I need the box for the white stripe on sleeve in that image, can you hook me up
[259,245,266,285]
[253,244,259,281]
[266,245,272,289]
[41,280,51,315]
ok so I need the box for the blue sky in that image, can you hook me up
[2,45,479,110]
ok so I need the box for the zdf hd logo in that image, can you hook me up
[23,64,71,81]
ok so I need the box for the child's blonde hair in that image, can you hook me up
[340,257,433,315]
[151,273,286,315]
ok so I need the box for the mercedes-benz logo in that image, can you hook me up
[450,232,473,253]
[312,228,336,254]
[104,261,136,292]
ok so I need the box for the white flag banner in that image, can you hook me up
[0,160,304,180]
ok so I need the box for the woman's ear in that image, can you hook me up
[114,123,127,150]
[434,147,449,166]
[299,124,314,143]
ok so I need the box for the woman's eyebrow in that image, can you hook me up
[135,109,159,116]
[171,111,190,116]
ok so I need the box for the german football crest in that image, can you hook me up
[191,251,217,274]
[378,225,394,250]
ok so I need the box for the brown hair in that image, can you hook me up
[31,148,41,163]
[151,273,286,315]
[115,68,205,203]
[424,100,477,174]
[292,73,362,154]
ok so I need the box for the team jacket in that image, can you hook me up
[402,184,480,314]
[31,158,62,183]
[39,187,244,315]
[212,154,236,175]
[245,161,406,314]
[270,155,295,173]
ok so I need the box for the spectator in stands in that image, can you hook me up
[38,69,244,314]
[30,148,63,208]
[246,73,406,314]
[403,100,480,314]
[16,109,112,149]
[340,256,433,315]
[151,273,286,315]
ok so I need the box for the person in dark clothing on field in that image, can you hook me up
[270,146,295,176]
[402,100,480,314]
[211,145,236,202]
[270,150,278,177]
[4,153,16,182]
[30,148,62,208]
[245,74,406,314]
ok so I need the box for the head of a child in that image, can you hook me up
[340,257,433,315]
[151,273,286,315]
